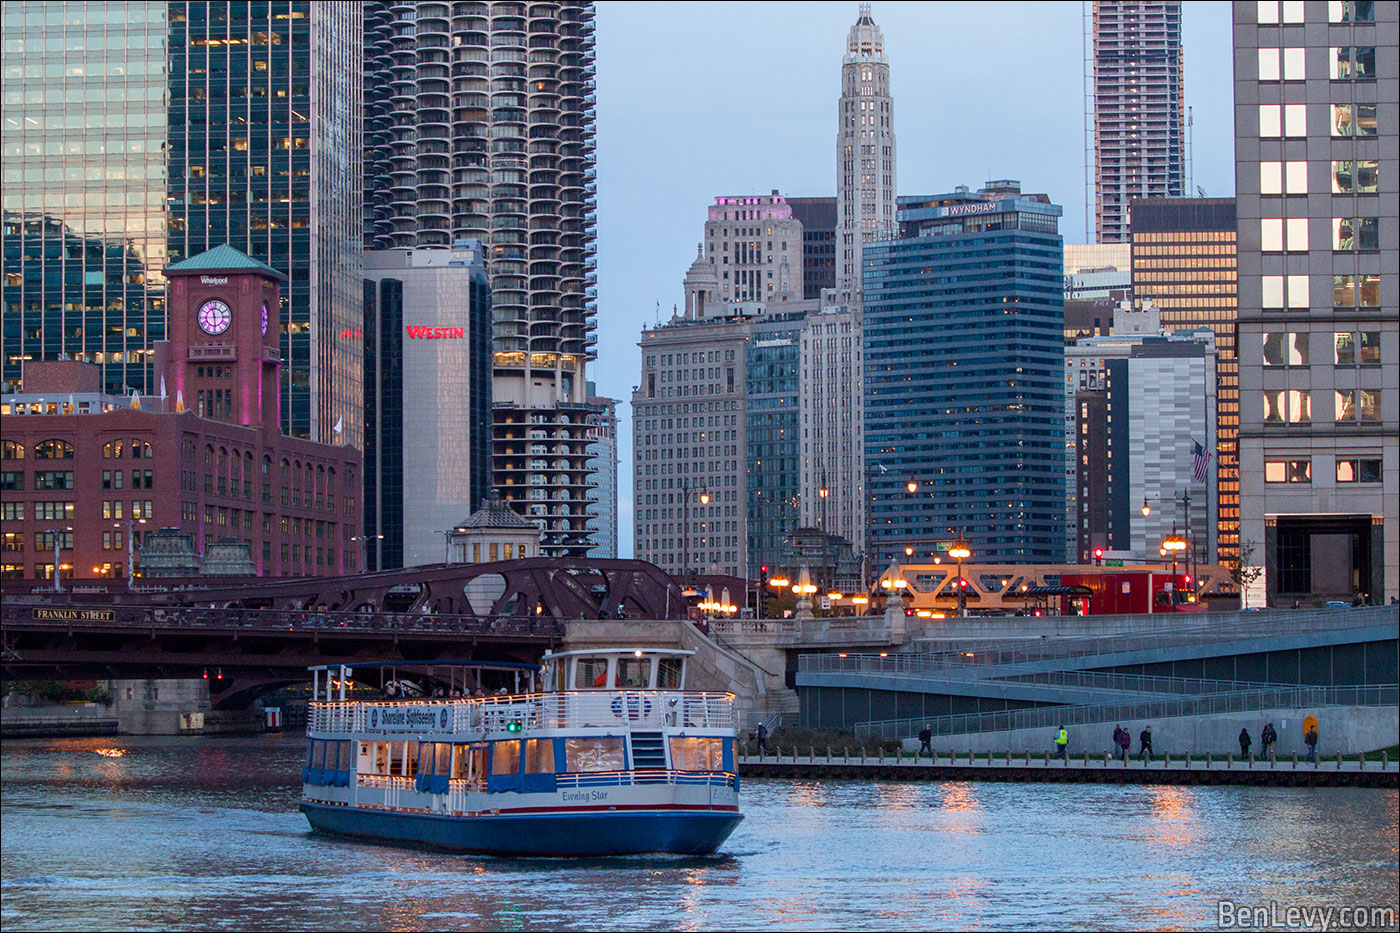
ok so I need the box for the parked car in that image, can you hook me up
[1323,600,1351,609]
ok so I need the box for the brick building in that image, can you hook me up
[1,246,361,584]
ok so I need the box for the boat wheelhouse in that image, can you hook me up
[299,648,742,855]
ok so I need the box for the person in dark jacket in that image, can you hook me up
[1239,727,1251,758]
[755,722,768,754]
[1138,726,1154,761]
[1117,725,1131,761]
[1304,725,1318,762]
[1261,722,1277,756]
[918,724,933,757]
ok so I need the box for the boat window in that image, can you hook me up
[524,738,555,773]
[371,742,390,775]
[669,736,724,771]
[306,739,320,769]
[577,657,610,688]
[402,741,419,777]
[616,657,651,688]
[656,657,683,689]
[452,743,484,780]
[491,739,522,776]
[386,742,403,776]
[565,736,625,772]
[432,743,454,777]
[332,740,352,771]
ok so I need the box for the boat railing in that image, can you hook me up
[309,690,737,734]
[357,773,417,792]
[555,770,736,790]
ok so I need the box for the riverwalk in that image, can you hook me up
[738,749,1399,787]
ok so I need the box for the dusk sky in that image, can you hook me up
[592,0,1236,556]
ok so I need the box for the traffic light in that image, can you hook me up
[1093,548,1103,566]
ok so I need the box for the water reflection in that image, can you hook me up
[2,737,1396,932]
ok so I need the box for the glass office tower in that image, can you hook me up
[864,183,1066,565]
[2,2,363,448]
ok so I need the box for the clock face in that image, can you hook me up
[260,301,269,337]
[198,299,232,336]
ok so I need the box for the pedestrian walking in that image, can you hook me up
[755,721,768,755]
[1112,724,1123,758]
[1138,725,1154,761]
[1261,722,1277,757]
[918,724,933,758]
[1117,725,1131,762]
[1053,724,1069,760]
[1305,725,1318,762]
[1239,727,1251,758]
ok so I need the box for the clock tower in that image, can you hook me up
[163,244,286,430]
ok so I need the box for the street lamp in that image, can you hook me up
[115,519,146,587]
[948,533,971,618]
[43,526,71,593]
[351,533,384,571]
[679,480,710,583]
[1161,527,1187,612]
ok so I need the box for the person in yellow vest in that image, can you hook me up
[1053,725,1069,760]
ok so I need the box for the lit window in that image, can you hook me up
[1287,218,1309,251]
[1259,105,1282,137]
[1287,275,1309,308]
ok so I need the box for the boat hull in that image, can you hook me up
[300,801,742,856]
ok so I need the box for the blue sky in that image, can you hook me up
[592,1,1236,557]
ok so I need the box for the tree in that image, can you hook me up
[1229,540,1266,609]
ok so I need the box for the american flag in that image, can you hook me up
[1192,441,1211,484]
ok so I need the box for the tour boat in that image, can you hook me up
[299,649,742,855]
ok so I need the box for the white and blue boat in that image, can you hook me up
[299,648,742,855]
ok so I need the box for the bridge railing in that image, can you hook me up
[802,606,1398,676]
[853,683,1400,742]
[310,690,738,735]
[3,602,564,637]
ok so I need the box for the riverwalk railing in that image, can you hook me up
[309,690,737,735]
[852,683,1400,742]
[802,606,1398,677]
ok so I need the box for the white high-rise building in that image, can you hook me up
[799,294,864,559]
[704,193,804,305]
[835,3,896,307]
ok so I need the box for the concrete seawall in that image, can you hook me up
[894,705,1399,757]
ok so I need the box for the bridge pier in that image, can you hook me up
[108,679,259,735]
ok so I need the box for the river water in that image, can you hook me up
[2,735,1396,931]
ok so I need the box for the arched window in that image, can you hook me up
[1,440,23,460]
[103,439,124,459]
[34,439,75,459]
[131,439,153,459]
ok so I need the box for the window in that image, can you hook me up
[1262,219,1304,252]
[1330,1,1376,22]
[656,657,683,689]
[35,530,74,551]
[1336,389,1381,422]
[490,740,521,776]
[1330,48,1376,80]
[1333,217,1379,251]
[576,657,610,688]
[1332,103,1379,137]
[668,736,724,772]
[0,440,22,460]
[563,737,625,772]
[1334,275,1381,307]
[103,440,124,458]
[0,471,20,492]
[1264,390,1311,423]
[34,439,74,459]
[1259,48,1306,81]
[34,501,74,521]
[1262,333,1309,366]
[1332,160,1379,194]
[524,739,555,774]
[1,502,23,521]
[1336,458,1382,483]
[1265,460,1311,483]
[1335,332,1357,365]
[34,471,75,490]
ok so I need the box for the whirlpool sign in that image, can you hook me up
[368,705,453,733]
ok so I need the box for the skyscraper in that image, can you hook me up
[1232,0,1396,605]
[1129,197,1239,561]
[1090,0,1185,242]
[835,3,895,307]
[864,182,1066,565]
[362,2,599,557]
[787,196,837,300]
[584,385,619,559]
[2,2,365,449]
